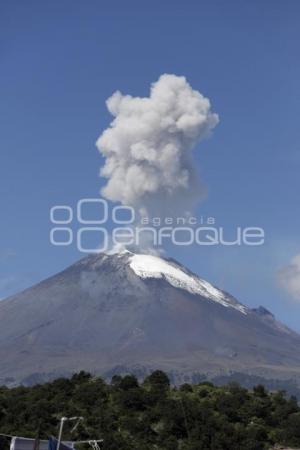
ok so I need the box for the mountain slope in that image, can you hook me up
[0,251,300,386]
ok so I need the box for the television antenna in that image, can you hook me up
[56,416,83,450]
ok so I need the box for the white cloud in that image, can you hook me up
[96,74,219,219]
[278,253,300,302]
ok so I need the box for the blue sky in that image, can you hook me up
[1,0,300,330]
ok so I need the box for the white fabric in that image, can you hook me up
[10,437,75,450]
[10,437,49,450]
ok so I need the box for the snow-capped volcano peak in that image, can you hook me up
[128,253,248,314]
[1,249,300,387]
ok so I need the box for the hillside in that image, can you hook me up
[1,252,300,388]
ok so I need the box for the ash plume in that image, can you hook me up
[96,74,219,219]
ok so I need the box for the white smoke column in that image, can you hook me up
[96,74,219,219]
[278,253,300,302]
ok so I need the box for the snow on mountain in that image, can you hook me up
[1,250,300,387]
[129,253,248,314]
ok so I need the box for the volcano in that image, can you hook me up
[1,251,300,387]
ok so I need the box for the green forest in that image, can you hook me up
[0,370,300,450]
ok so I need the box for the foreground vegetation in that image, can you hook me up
[0,371,300,449]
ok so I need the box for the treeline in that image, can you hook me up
[0,370,300,449]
